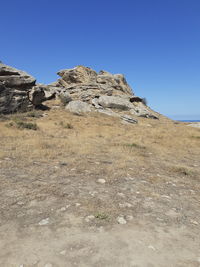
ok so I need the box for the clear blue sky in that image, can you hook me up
[1,0,200,119]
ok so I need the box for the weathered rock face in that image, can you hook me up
[66,100,91,115]
[0,63,159,122]
[53,66,133,98]
[50,65,159,121]
[0,63,36,113]
[28,85,46,106]
[97,95,133,110]
[28,84,57,106]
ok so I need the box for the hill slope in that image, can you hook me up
[0,104,200,266]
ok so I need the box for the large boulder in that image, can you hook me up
[65,100,92,115]
[57,66,97,87]
[0,63,36,113]
[97,95,133,110]
[28,85,46,106]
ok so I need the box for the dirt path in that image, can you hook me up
[0,160,200,267]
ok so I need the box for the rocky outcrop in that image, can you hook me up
[52,66,133,98]
[0,63,159,122]
[0,63,36,113]
[50,65,159,121]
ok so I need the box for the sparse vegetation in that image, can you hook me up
[170,165,194,176]
[59,121,73,129]
[0,104,200,266]
[95,213,109,220]
[25,111,43,118]
[142,97,147,105]
[0,114,8,121]
[191,135,200,139]
[123,143,146,149]
[6,120,38,130]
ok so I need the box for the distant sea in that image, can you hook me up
[178,120,200,122]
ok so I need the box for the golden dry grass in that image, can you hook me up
[0,104,200,182]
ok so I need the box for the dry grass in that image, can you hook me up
[0,104,200,183]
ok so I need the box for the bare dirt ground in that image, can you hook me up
[0,104,200,267]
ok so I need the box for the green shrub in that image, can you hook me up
[123,143,146,149]
[95,213,109,220]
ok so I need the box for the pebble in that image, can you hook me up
[60,205,70,211]
[85,215,95,222]
[38,218,49,226]
[117,192,125,198]
[148,245,156,251]
[119,203,132,208]
[97,179,106,184]
[44,264,53,267]
[89,191,98,196]
[190,220,199,225]
[125,177,134,181]
[60,207,66,212]
[98,226,104,233]
[117,216,127,224]
[17,201,24,206]
[161,195,171,199]
[165,209,180,218]
[75,203,81,207]
[156,217,164,222]
[60,250,67,255]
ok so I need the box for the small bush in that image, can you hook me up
[15,121,38,130]
[59,121,73,129]
[191,135,200,139]
[142,98,147,105]
[170,165,194,176]
[95,213,109,220]
[123,143,146,149]
[6,120,38,130]
[25,111,43,118]
[5,122,14,127]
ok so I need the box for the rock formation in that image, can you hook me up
[49,65,159,121]
[0,63,159,122]
[0,63,36,113]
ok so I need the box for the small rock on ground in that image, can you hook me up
[117,216,127,224]
[97,179,106,184]
[85,215,95,222]
[38,218,49,226]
